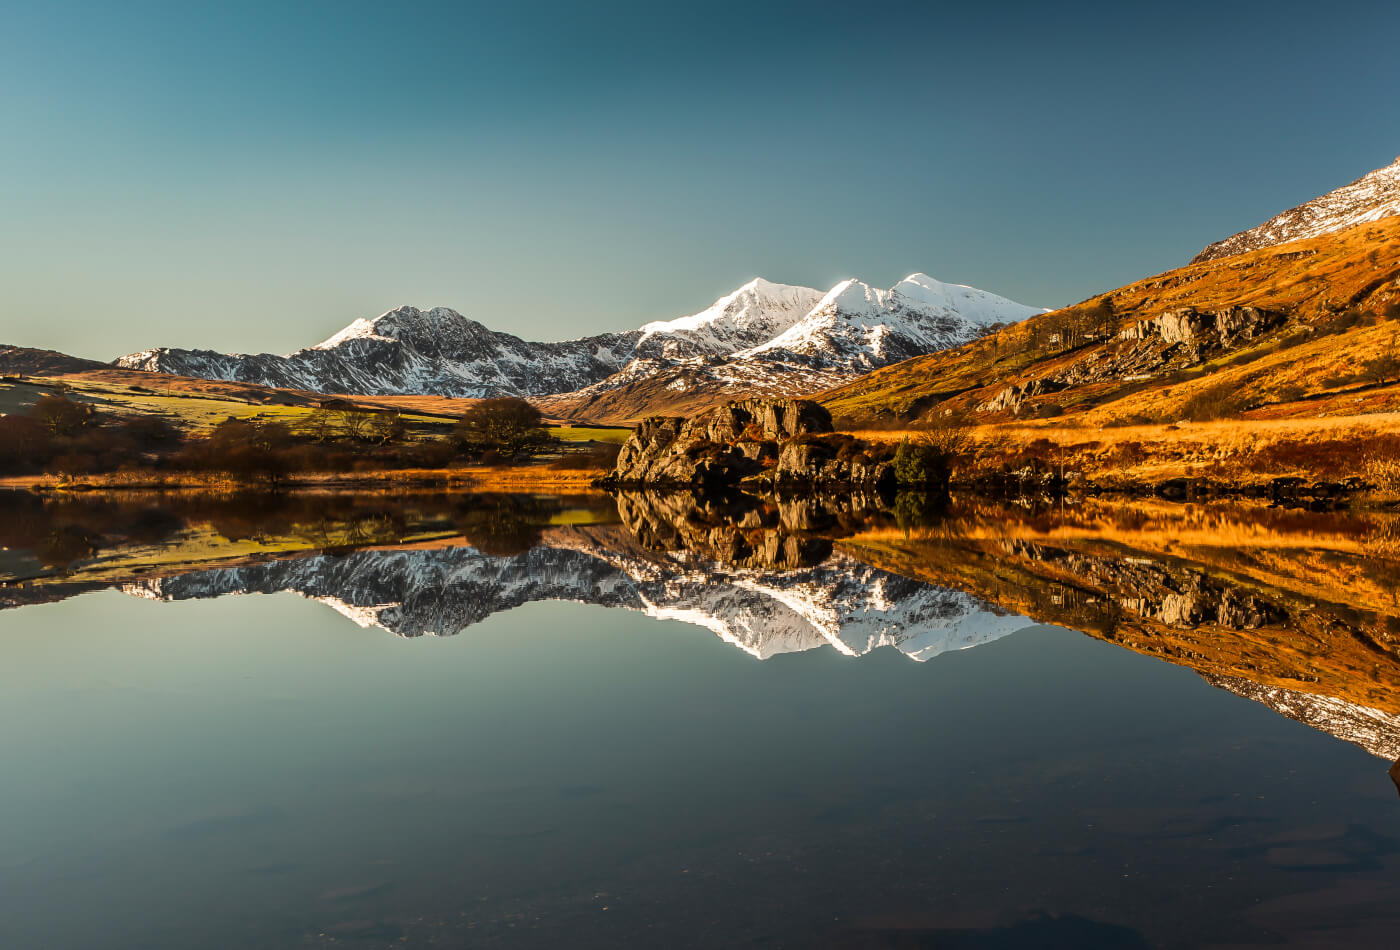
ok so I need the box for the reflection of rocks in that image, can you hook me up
[123,521,1030,662]
[1203,673,1400,761]
[614,491,892,570]
[1002,540,1286,631]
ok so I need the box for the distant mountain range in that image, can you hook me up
[1192,156,1400,263]
[113,274,1045,406]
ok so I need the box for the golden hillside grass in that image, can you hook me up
[821,215,1400,423]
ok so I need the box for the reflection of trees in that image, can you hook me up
[452,495,553,556]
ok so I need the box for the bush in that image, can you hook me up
[893,437,953,488]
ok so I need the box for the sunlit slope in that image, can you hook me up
[820,216,1400,425]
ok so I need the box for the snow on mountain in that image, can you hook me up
[1192,156,1400,264]
[742,273,1046,369]
[635,278,824,357]
[113,274,1042,404]
[119,529,1032,662]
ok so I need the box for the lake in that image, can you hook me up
[2,490,1399,948]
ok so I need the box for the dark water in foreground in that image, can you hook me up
[2,491,1400,948]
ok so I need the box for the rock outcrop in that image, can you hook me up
[612,397,894,491]
[1118,306,1284,353]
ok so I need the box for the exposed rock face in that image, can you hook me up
[774,437,897,492]
[1118,306,1283,351]
[612,397,837,489]
[978,305,1286,416]
[979,378,1063,414]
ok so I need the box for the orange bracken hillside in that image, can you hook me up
[819,215,1400,425]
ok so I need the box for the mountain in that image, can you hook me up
[1192,156,1400,263]
[536,273,1045,423]
[121,524,1032,661]
[113,275,1042,413]
[0,345,107,376]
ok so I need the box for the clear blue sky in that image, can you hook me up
[3,0,1398,360]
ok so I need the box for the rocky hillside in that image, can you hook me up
[820,214,1400,429]
[113,275,1042,411]
[1193,156,1400,263]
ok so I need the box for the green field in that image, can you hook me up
[2,379,635,446]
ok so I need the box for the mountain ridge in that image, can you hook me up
[1192,156,1400,263]
[113,274,1043,408]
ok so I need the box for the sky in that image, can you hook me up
[2,0,1398,360]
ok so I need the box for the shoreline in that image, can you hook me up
[0,464,610,496]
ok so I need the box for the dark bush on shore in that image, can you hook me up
[551,442,623,470]
[0,395,190,477]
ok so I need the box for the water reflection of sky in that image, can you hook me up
[2,591,1399,948]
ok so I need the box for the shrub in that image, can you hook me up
[893,437,953,488]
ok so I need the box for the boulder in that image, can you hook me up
[610,398,834,489]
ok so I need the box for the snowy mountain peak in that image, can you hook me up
[1192,155,1400,264]
[637,278,823,351]
[314,306,479,350]
[741,273,1044,367]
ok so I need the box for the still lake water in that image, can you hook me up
[2,491,1400,948]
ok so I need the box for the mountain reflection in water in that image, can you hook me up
[5,488,1400,771]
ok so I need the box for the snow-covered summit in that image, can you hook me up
[1192,156,1400,263]
[637,278,822,352]
[742,273,1044,368]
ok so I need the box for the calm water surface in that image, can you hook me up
[2,492,1399,948]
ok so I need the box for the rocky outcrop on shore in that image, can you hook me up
[609,397,896,491]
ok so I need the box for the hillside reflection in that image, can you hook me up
[4,488,1400,776]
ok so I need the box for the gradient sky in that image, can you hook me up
[3,0,1398,360]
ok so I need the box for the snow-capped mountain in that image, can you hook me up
[120,525,1032,661]
[1192,156,1400,264]
[535,274,1044,422]
[113,274,1041,407]
[741,273,1044,369]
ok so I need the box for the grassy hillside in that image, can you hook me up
[822,216,1400,424]
[809,216,1400,488]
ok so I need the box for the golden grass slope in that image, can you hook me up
[820,216,1400,424]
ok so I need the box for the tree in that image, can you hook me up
[453,398,551,459]
[305,408,338,443]
[336,408,377,442]
[893,419,969,489]
[32,394,97,436]
[368,411,406,445]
